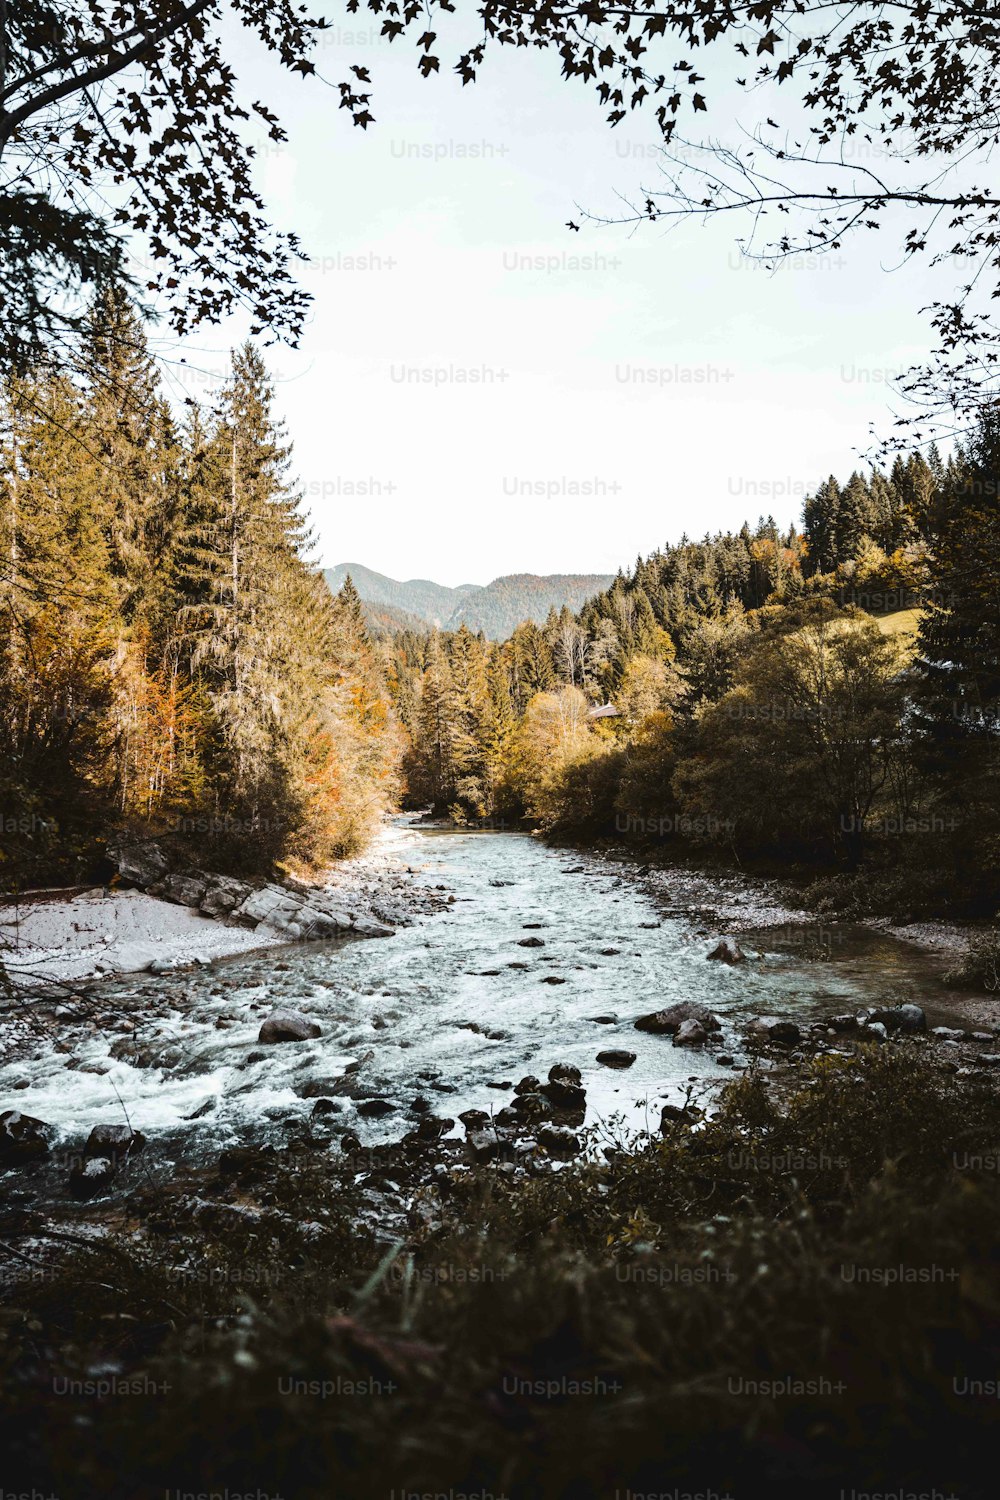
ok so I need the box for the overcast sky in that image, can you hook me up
[148,18,942,587]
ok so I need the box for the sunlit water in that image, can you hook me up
[1,824,975,1191]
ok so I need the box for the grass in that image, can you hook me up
[3,1046,1000,1497]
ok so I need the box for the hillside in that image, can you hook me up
[325,563,614,639]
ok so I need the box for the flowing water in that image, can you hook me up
[1,823,977,1194]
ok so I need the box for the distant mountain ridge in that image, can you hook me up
[324,563,615,639]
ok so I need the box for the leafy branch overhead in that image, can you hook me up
[4,2,1000,432]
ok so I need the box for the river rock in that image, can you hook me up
[540,975,567,984]
[540,1066,586,1112]
[69,1156,117,1199]
[634,1002,722,1035]
[518,936,545,948]
[84,1124,145,1159]
[660,1103,700,1130]
[596,1049,636,1068]
[258,1010,321,1044]
[466,1127,516,1163]
[747,1016,801,1046]
[869,1003,926,1034]
[707,938,747,965]
[513,1076,541,1095]
[864,1021,888,1042]
[673,1019,708,1047]
[458,1109,490,1129]
[311,1099,340,1116]
[932,1026,966,1041]
[537,1123,581,1157]
[356,1098,396,1117]
[0,1109,51,1167]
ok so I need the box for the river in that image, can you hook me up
[0,822,978,1195]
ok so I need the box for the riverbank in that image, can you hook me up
[0,820,441,990]
[4,1043,1000,1499]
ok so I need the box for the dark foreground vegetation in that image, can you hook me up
[3,1046,1000,1497]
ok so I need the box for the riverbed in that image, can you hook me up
[1,822,990,1198]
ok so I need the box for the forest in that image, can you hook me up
[391,433,1000,927]
[6,294,998,939]
[0,292,401,893]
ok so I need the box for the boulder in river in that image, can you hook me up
[537,1123,582,1157]
[660,1103,701,1131]
[518,936,545,948]
[466,1127,516,1163]
[634,1002,721,1036]
[513,1076,541,1095]
[258,1009,321,1044]
[596,1049,636,1069]
[707,938,748,965]
[356,1098,396,1118]
[868,1003,926,1034]
[68,1123,144,1198]
[0,1109,51,1168]
[746,1016,801,1046]
[673,1018,708,1047]
[84,1124,145,1159]
[69,1157,117,1199]
[540,1066,586,1112]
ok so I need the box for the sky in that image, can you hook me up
[146,15,945,588]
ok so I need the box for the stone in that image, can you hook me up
[660,1103,700,1130]
[518,936,545,948]
[458,1109,490,1129]
[537,1123,581,1157]
[540,1077,586,1112]
[356,1098,396,1117]
[258,1010,321,1044]
[596,1050,636,1068]
[635,1002,722,1035]
[311,1099,340,1116]
[114,840,169,888]
[869,1003,926,1034]
[747,1016,801,1046]
[673,1019,708,1047]
[932,1026,966,1041]
[540,975,567,984]
[69,1156,117,1199]
[466,1127,516,1163]
[83,1124,145,1159]
[161,873,208,908]
[600,948,621,957]
[200,877,252,918]
[707,938,748,965]
[715,1054,735,1067]
[513,1076,541,1095]
[0,1109,51,1167]
[548,1064,582,1087]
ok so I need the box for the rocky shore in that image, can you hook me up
[0,822,446,990]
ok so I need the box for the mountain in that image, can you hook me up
[324,564,615,640]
